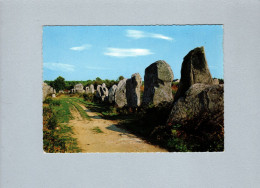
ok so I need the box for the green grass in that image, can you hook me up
[91,126,103,134]
[50,98,73,123]
[55,124,81,152]
[67,99,90,120]
[43,104,81,153]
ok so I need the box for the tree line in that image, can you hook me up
[44,76,125,92]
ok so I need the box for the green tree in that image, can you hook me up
[94,77,103,86]
[118,76,124,81]
[53,76,65,92]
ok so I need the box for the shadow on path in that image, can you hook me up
[106,124,129,134]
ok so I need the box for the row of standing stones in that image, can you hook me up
[43,46,223,129]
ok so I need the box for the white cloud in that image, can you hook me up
[44,63,75,72]
[126,30,145,39]
[126,30,173,41]
[70,44,91,51]
[104,48,153,57]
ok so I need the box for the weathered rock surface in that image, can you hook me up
[43,83,55,101]
[174,47,213,101]
[90,84,95,93]
[74,83,85,93]
[70,89,75,94]
[96,85,102,99]
[43,83,49,101]
[52,94,56,98]
[126,73,142,107]
[115,79,127,108]
[85,87,90,94]
[95,84,108,101]
[167,83,224,129]
[108,85,117,103]
[142,60,174,106]
[100,85,109,101]
[213,78,219,85]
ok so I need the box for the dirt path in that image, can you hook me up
[68,101,167,152]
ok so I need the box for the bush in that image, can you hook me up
[50,100,61,106]
[83,93,95,102]
[43,106,57,130]
[43,98,53,104]
[168,116,224,152]
[43,105,80,153]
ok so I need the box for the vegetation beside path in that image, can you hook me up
[43,97,82,153]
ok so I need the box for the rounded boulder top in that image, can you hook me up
[145,60,174,82]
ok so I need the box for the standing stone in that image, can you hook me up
[54,89,56,94]
[100,85,109,101]
[96,85,102,99]
[108,85,118,103]
[115,79,127,108]
[126,73,142,107]
[43,83,51,101]
[213,78,219,85]
[102,85,109,96]
[174,46,213,101]
[49,87,54,94]
[167,83,224,130]
[142,60,174,106]
[70,89,75,94]
[90,84,95,94]
[74,83,84,93]
[85,87,90,94]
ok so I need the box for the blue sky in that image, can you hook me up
[43,25,223,81]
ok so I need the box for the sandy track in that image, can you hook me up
[69,102,167,152]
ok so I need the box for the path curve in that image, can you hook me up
[69,101,167,152]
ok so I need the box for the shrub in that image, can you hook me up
[50,100,61,106]
[83,93,95,102]
[43,98,53,104]
[43,105,80,153]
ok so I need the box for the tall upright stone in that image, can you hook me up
[43,83,51,101]
[100,85,109,101]
[174,46,213,101]
[126,73,142,107]
[96,85,102,99]
[115,79,127,108]
[108,85,117,103]
[90,84,95,93]
[142,60,174,106]
[85,87,90,94]
[74,83,85,93]
[70,89,75,94]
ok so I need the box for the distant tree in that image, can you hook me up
[53,76,65,92]
[95,77,102,82]
[94,77,103,86]
[118,76,124,81]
